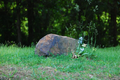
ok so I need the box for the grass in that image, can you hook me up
[0,45,120,80]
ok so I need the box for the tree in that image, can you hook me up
[27,0,34,45]
[109,0,118,46]
[16,0,22,45]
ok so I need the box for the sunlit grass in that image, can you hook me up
[0,45,120,80]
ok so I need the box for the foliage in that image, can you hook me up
[73,36,97,59]
[0,0,120,47]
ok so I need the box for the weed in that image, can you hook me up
[72,36,97,59]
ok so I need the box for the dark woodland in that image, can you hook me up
[0,0,120,47]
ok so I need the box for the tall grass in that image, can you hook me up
[0,45,120,80]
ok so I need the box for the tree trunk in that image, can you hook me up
[110,0,118,46]
[16,0,22,46]
[4,1,9,41]
[27,0,34,45]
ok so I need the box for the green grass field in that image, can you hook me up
[0,45,120,80]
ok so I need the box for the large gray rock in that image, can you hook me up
[35,34,78,56]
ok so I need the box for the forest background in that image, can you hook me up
[0,0,120,47]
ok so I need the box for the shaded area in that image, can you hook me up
[0,0,120,47]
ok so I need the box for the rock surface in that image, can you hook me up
[35,34,78,56]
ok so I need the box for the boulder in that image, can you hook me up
[35,34,78,56]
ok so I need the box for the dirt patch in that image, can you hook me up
[0,65,75,80]
[37,66,71,79]
[0,65,119,80]
[0,65,33,80]
[96,73,120,80]
[37,66,87,79]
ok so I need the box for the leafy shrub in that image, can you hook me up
[72,36,97,59]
